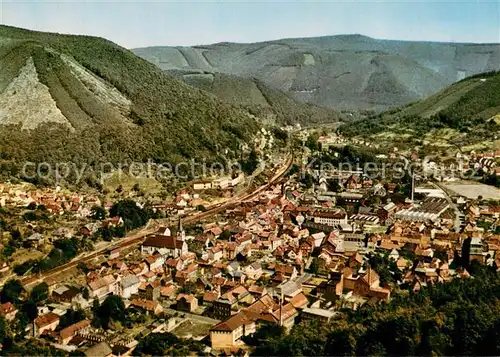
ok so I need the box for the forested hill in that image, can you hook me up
[339,70,500,142]
[0,25,259,177]
[167,69,343,125]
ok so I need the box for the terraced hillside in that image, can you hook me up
[0,25,260,178]
[133,35,500,110]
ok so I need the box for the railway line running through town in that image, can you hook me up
[19,154,293,288]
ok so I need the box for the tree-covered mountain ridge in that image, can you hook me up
[0,25,261,177]
[133,35,500,110]
[339,70,500,145]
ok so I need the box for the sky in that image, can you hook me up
[1,0,499,48]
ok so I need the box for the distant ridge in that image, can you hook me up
[133,34,500,110]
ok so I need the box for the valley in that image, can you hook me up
[0,16,499,357]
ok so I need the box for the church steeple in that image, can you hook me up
[177,218,185,242]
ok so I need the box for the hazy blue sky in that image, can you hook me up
[1,0,499,48]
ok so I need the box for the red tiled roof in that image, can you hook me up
[211,310,259,332]
[289,292,308,309]
[311,210,346,219]
[176,293,196,303]
[0,302,16,315]
[130,299,160,312]
[143,234,183,249]
[361,268,380,287]
[247,294,278,313]
[203,291,219,302]
[275,264,295,275]
[35,312,60,328]
[59,320,90,340]
[161,285,176,296]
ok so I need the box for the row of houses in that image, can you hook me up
[192,174,245,191]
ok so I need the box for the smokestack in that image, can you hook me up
[411,169,415,202]
[279,289,284,327]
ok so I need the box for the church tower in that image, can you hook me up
[177,217,185,242]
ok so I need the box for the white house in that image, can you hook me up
[145,254,165,272]
[193,180,213,190]
[88,275,118,301]
[120,274,141,299]
[310,210,348,226]
[208,247,223,262]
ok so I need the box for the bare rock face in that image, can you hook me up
[0,57,73,130]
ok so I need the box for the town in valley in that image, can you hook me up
[1,2,500,355]
[0,127,499,356]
